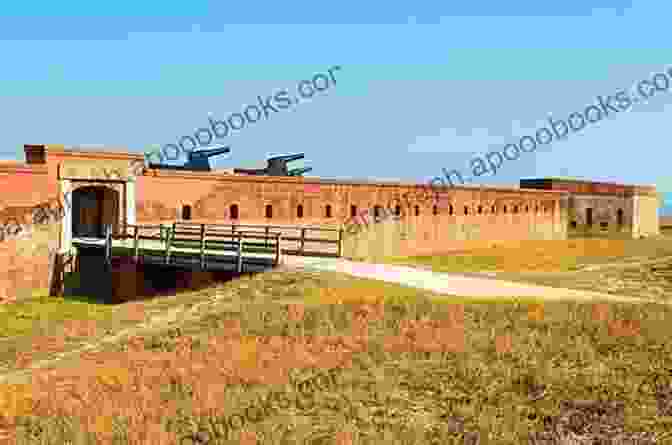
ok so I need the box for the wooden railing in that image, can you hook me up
[166,222,344,257]
[107,223,283,272]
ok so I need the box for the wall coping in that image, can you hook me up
[27,144,145,162]
[530,176,657,186]
[0,162,49,175]
[521,177,658,194]
[143,169,568,196]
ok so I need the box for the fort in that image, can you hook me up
[0,143,661,302]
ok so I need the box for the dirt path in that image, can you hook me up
[281,256,669,305]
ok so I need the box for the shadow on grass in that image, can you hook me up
[61,271,109,305]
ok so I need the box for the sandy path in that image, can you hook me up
[281,256,668,305]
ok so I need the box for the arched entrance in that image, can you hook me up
[71,186,120,238]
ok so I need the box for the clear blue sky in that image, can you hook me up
[1,1,670,214]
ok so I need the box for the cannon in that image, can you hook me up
[267,153,305,166]
[266,153,306,176]
[288,167,313,176]
[233,153,311,176]
[148,145,231,171]
[186,146,231,170]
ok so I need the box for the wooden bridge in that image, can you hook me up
[71,222,344,274]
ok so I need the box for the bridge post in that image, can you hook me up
[164,225,173,264]
[275,233,282,265]
[337,228,343,257]
[200,224,206,270]
[133,225,139,262]
[106,224,112,262]
[237,233,244,273]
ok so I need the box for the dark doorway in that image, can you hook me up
[586,208,593,227]
[230,204,239,220]
[182,205,192,220]
[72,186,119,238]
[617,208,624,227]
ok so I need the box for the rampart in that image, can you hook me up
[0,144,661,301]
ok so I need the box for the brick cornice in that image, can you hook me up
[144,169,568,197]
[0,163,48,175]
[521,177,658,197]
[35,144,145,162]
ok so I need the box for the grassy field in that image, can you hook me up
[0,265,670,444]
[383,236,672,274]
[382,236,672,303]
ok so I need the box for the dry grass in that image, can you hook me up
[390,235,672,303]
[0,292,118,372]
[385,237,672,274]
[486,259,672,304]
[0,271,670,444]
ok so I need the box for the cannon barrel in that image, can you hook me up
[233,168,267,175]
[182,146,231,171]
[267,153,305,163]
[189,146,231,160]
[147,146,230,171]
[288,167,313,176]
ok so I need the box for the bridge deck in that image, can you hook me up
[70,222,342,273]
